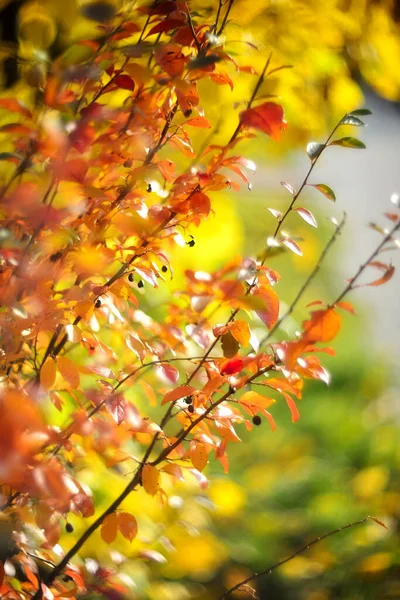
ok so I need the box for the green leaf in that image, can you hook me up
[349,108,372,116]
[312,184,336,202]
[329,137,366,149]
[306,142,325,161]
[340,115,365,126]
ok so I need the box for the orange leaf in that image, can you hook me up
[162,385,196,405]
[335,301,356,315]
[240,102,287,140]
[190,441,208,472]
[252,285,280,329]
[366,262,395,287]
[101,513,118,544]
[40,358,57,391]
[58,356,80,389]
[230,320,251,346]
[303,309,341,343]
[185,116,211,128]
[118,512,138,541]
[240,391,275,409]
[142,464,160,496]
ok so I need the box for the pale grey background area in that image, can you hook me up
[251,92,400,372]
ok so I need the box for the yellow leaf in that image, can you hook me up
[74,301,94,320]
[40,358,57,391]
[101,513,118,544]
[190,442,208,472]
[142,464,160,496]
[58,356,80,389]
[230,320,251,346]
[118,512,138,542]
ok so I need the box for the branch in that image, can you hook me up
[219,516,378,599]
[259,213,347,346]
[331,217,400,305]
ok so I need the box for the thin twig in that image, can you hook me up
[259,213,347,346]
[331,217,400,305]
[219,516,376,599]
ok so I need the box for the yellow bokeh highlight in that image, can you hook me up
[209,479,247,518]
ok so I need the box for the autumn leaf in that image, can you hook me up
[101,513,118,544]
[240,391,275,409]
[142,464,160,496]
[118,512,138,542]
[58,356,80,389]
[303,309,342,343]
[40,358,57,391]
[230,320,251,346]
[190,441,208,472]
[162,385,196,405]
[240,102,287,140]
[251,285,280,329]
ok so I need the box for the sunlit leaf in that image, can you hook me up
[240,102,287,140]
[303,309,341,342]
[294,207,317,227]
[101,513,118,544]
[142,464,160,496]
[118,512,138,542]
[306,142,325,160]
[40,358,57,391]
[230,320,251,347]
[162,385,196,404]
[281,237,303,256]
[340,115,365,126]
[190,441,208,472]
[312,184,336,202]
[58,356,80,389]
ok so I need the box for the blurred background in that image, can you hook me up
[1,1,399,599]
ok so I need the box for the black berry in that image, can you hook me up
[128,273,134,282]
[138,280,144,288]
[252,415,262,426]
[65,522,74,533]
[188,405,195,413]
[187,239,195,247]
[161,265,168,273]
[184,396,193,404]
[146,183,152,193]
[95,299,101,308]
[50,252,62,262]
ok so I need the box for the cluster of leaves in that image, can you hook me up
[0,2,399,600]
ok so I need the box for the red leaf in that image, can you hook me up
[220,357,244,375]
[190,191,211,217]
[114,74,135,91]
[157,363,179,384]
[240,102,287,140]
[146,18,185,37]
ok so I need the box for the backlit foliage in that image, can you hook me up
[0,2,399,600]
